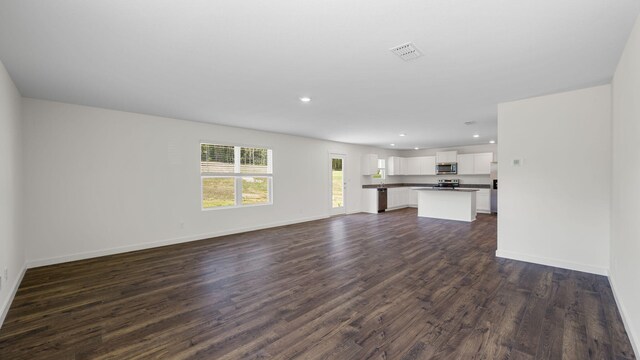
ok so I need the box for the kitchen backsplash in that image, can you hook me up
[401,175,491,185]
[363,174,491,186]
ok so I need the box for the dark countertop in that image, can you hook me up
[412,188,479,192]
[362,183,490,189]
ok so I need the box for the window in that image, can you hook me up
[372,159,386,179]
[201,143,272,209]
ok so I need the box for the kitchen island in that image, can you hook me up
[413,188,478,222]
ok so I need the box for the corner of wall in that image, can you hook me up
[608,267,640,358]
[0,263,26,329]
[0,59,27,329]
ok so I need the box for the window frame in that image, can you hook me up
[200,142,273,211]
[372,159,386,180]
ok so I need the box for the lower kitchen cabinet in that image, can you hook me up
[364,187,485,213]
[409,188,418,206]
[473,188,491,212]
[388,188,403,208]
[388,188,418,209]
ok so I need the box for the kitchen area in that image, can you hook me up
[361,146,498,222]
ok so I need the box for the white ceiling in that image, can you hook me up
[1,1,638,149]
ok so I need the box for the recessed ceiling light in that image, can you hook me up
[489,140,496,144]
[390,143,395,146]
[473,134,480,138]
[299,97,311,103]
[399,133,406,137]
[414,147,419,150]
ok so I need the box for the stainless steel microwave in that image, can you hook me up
[436,163,457,175]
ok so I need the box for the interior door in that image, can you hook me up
[330,154,346,215]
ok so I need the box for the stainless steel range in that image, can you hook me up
[433,179,459,189]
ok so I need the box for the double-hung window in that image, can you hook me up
[200,143,273,209]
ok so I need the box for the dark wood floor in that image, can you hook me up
[0,209,635,359]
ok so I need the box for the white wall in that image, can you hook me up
[611,14,640,356]
[22,98,398,266]
[0,60,25,326]
[497,85,611,275]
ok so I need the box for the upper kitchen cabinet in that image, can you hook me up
[361,154,378,175]
[401,157,408,174]
[387,156,404,175]
[394,156,436,175]
[456,152,494,175]
[473,153,493,174]
[436,151,457,163]
[406,157,421,175]
[457,154,475,175]
[419,156,436,175]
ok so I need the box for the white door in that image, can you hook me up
[330,154,346,215]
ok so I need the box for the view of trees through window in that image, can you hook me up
[332,158,343,208]
[240,147,269,174]
[201,144,272,209]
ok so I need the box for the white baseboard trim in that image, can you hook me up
[27,214,330,269]
[0,263,27,329]
[495,249,608,276]
[608,271,639,358]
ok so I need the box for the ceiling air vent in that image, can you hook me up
[389,42,423,61]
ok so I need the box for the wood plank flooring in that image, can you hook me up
[0,208,635,359]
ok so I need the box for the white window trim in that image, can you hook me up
[200,143,273,211]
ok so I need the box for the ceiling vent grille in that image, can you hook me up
[389,42,422,61]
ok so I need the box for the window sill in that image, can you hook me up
[201,202,273,211]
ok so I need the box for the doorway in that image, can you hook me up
[330,154,346,215]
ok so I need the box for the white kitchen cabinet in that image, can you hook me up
[388,188,400,208]
[404,156,434,175]
[473,153,493,174]
[466,188,491,212]
[476,190,490,212]
[436,151,457,163]
[419,156,436,175]
[361,189,379,214]
[406,157,421,175]
[408,188,418,206]
[456,152,494,175]
[387,156,406,176]
[388,187,412,209]
[387,157,398,175]
[361,154,378,175]
[456,154,475,175]
[388,156,437,175]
